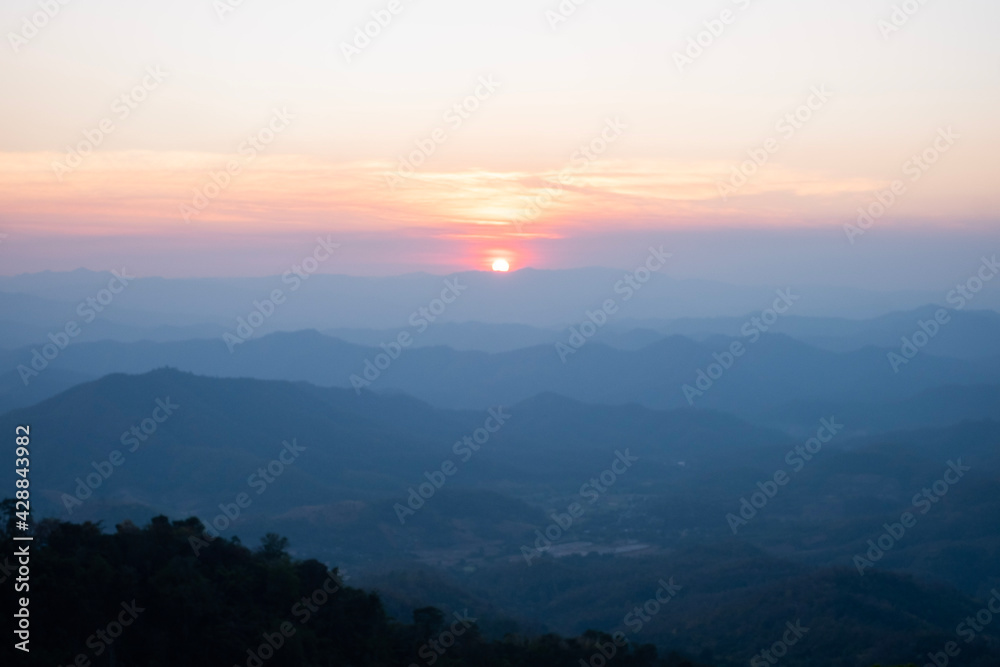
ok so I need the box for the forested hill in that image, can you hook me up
[0,510,712,667]
[0,510,926,667]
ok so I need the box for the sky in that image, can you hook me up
[0,0,997,282]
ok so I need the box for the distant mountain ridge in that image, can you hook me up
[2,330,998,425]
[4,368,1000,667]
[2,268,994,334]
[3,368,788,521]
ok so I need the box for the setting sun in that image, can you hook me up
[492,259,510,272]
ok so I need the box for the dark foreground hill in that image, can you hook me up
[0,513,710,667]
[0,512,987,667]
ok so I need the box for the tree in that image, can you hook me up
[257,532,289,560]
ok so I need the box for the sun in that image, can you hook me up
[491,259,510,272]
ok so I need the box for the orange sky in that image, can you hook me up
[0,0,997,276]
